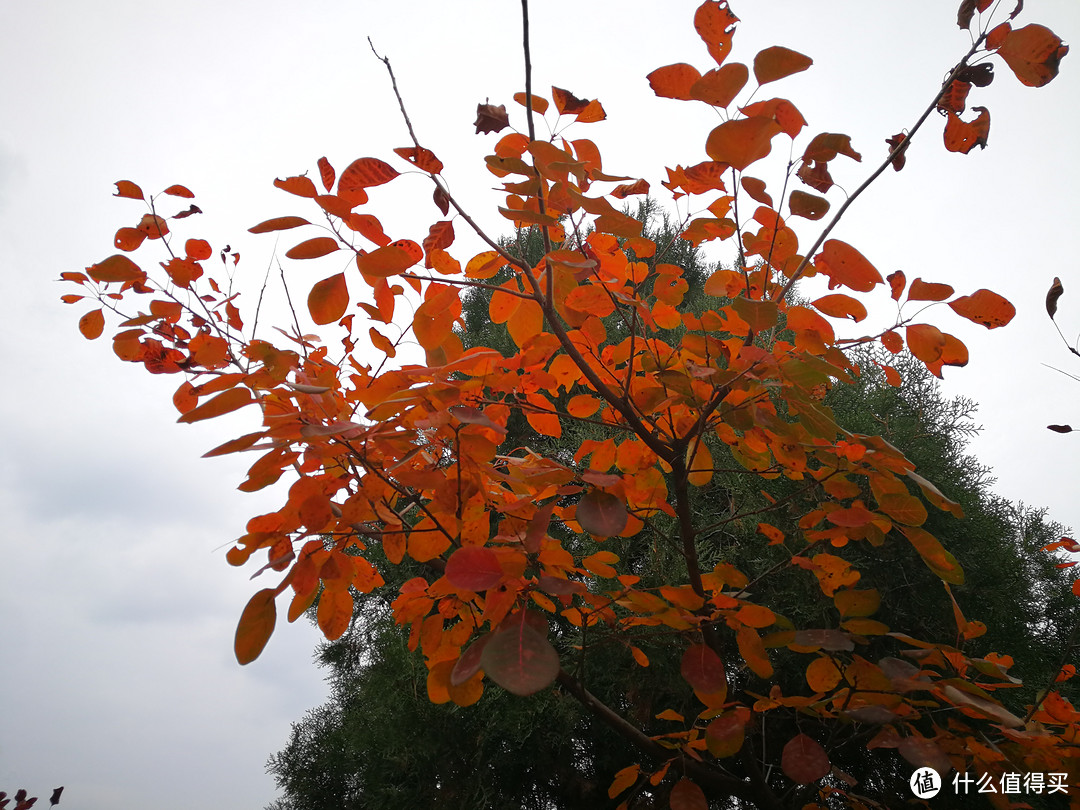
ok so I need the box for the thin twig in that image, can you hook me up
[776,32,988,302]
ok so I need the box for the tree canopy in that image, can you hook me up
[63,1,1078,807]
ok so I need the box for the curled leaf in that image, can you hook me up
[1047,277,1063,319]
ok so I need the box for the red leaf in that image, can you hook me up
[273,176,318,198]
[943,107,990,153]
[480,612,560,696]
[248,216,311,234]
[669,778,707,810]
[680,642,727,693]
[79,308,105,340]
[308,273,349,325]
[285,237,339,260]
[451,635,490,686]
[948,288,1015,328]
[163,184,194,198]
[445,546,503,591]
[897,736,951,774]
[235,588,277,664]
[185,238,212,261]
[577,490,628,536]
[997,24,1069,87]
[782,734,830,784]
[887,270,906,301]
[422,220,455,265]
[317,156,335,192]
[113,227,146,251]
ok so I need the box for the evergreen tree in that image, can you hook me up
[266,211,1079,809]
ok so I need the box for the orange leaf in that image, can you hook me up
[136,213,169,239]
[339,157,400,190]
[901,526,964,584]
[114,180,144,200]
[466,251,506,279]
[285,237,339,260]
[513,91,549,114]
[814,240,883,293]
[608,764,640,799]
[647,63,701,100]
[393,146,444,174]
[113,227,147,251]
[788,190,829,220]
[355,240,423,278]
[177,387,254,424]
[248,216,311,234]
[694,1,739,66]
[317,588,353,641]
[78,308,105,340]
[690,63,748,107]
[812,294,867,322]
[740,98,807,138]
[948,289,1015,328]
[907,278,954,301]
[887,270,906,301]
[943,107,990,153]
[877,492,928,526]
[905,323,945,364]
[308,273,349,325]
[781,734,830,784]
[566,285,615,317]
[87,254,144,284]
[705,117,782,171]
[163,184,194,198]
[235,588,276,665]
[997,24,1069,87]
[806,656,843,692]
[273,176,318,198]
[753,46,813,84]
[834,588,881,618]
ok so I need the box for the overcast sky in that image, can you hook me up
[2,1,1078,808]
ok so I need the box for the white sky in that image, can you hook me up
[1,1,1077,808]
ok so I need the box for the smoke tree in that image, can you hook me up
[63,1,1076,807]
